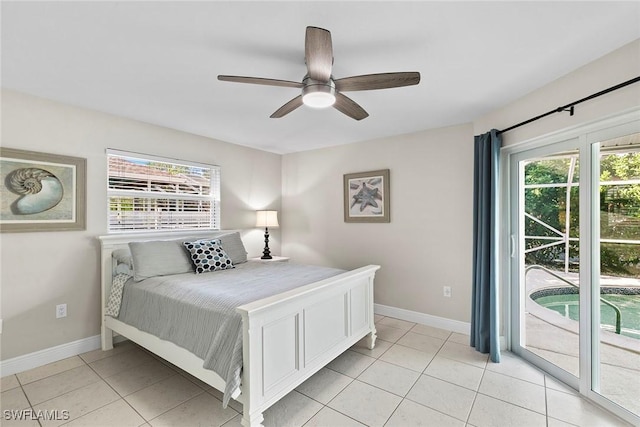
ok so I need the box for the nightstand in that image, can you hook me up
[250,256,290,263]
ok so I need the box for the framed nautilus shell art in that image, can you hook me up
[0,148,86,232]
[343,169,390,223]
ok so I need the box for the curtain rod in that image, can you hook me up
[497,76,640,135]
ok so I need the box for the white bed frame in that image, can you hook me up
[98,231,379,427]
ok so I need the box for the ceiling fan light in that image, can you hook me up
[301,80,336,109]
[302,91,336,108]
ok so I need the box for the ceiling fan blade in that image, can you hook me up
[335,72,420,92]
[333,93,369,120]
[218,75,303,89]
[270,95,304,118]
[305,26,333,82]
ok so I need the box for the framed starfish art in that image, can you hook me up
[343,169,390,223]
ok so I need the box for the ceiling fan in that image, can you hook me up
[218,26,420,120]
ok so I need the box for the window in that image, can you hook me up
[107,150,220,232]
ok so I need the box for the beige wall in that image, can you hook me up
[2,38,637,361]
[282,124,475,323]
[474,39,640,145]
[0,90,282,360]
[280,39,639,326]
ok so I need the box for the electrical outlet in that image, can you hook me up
[443,286,452,298]
[56,304,67,319]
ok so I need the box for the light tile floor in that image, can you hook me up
[1,316,632,426]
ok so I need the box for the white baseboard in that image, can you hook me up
[374,303,471,335]
[2,305,471,377]
[2,306,472,377]
[0,335,127,377]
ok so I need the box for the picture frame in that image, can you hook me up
[0,148,86,232]
[344,169,390,223]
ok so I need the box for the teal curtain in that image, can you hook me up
[471,129,501,363]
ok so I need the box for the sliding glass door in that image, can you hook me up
[507,115,640,425]
[510,139,583,386]
[594,134,640,417]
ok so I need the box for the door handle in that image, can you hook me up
[510,234,516,258]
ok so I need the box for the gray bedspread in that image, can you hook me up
[117,261,344,406]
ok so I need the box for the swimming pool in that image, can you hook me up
[530,288,640,339]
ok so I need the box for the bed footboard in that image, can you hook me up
[236,265,379,427]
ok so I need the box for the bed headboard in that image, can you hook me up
[98,230,242,322]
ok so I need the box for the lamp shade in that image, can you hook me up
[256,210,279,228]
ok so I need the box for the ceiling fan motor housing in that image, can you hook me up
[302,76,336,108]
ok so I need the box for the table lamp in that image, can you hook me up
[256,210,279,259]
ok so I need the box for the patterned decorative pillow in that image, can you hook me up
[183,239,234,274]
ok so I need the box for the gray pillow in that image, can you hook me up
[129,239,193,281]
[112,248,132,267]
[127,231,247,281]
[217,232,248,264]
[112,248,133,276]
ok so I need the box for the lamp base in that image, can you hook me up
[261,227,272,259]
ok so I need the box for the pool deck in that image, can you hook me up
[524,268,640,416]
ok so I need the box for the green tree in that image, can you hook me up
[524,152,640,276]
[599,152,640,276]
[524,159,580,268]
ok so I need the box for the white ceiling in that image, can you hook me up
[2,2,639,154]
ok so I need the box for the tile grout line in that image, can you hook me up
[11,320,632,426]
[472,389,548,417]
[26,366,104,406]
[371,327,481,424]
[297,372,355,409]
[326,352,400,425]
[16,357,91,427]
[482,367,547,388]
[58,346,148,426]
[103,358,183,398]
[19,335,437,425]
[143,387,209,425]
[379,357,427,426]
[297,391,325,427]
[464,359,486,426]
[434,334,478,424]
[401,394,471,424]
[325,330,473,425]
[15,356,86,388]
[324,330,412,426]
[17,377,42,427]
[471,362,549,419]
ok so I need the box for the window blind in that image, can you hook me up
[107,150,220,232]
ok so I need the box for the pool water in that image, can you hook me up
[533,293,640,339]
